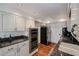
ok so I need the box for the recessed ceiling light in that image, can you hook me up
[59,19,66,22]
[14,12,22,16]
[28,16,34,20]
[44,21,51,24]
[37,19,42,22]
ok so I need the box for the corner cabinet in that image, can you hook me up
[3,13,16,31]
[15,16,26,31]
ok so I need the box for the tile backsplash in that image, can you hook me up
[0,31,28,38]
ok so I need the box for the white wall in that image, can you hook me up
[49,22,66,43]
[71,4,79,42]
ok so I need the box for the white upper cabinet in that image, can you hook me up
[3,13,16,31]
[15,16,26,31]
[0,13,2,31]
[0,11,35,31]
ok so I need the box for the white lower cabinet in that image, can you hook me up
[0,44,17,56]
[17,40,29,56]
[4,45,17,56]
[0,40,29,56]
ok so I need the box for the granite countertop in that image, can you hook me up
[0,35,28,48]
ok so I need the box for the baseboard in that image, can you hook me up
[48,47,54,56]
[29,49,38,56]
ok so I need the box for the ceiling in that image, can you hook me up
[0,3,69,23]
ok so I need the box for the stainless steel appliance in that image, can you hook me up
[29,28,38,53]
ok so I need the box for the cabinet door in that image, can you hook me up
[0,44,17,56]
[0,46,9,56]
[19,45,29,56]
[17,41,29,56]
[3,13,16,31]
[15,16,25,31]
[0,13,2,31]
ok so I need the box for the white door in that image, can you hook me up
[15,16,25,31]
[0,13,2,31]
[3,13,16,31]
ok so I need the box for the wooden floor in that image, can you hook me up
[33,42,56,56]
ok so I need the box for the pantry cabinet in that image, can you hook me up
[15,16,26,31]
[0,13,2,31]
[3,13,16,31]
